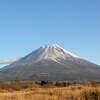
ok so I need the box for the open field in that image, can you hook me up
[0,81,100,100]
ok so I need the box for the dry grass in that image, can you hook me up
[0,82,99,100]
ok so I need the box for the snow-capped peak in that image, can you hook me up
[9,44,80,66]
[18,44,80,64]
[41,44,79,58]
[53,44,79,57]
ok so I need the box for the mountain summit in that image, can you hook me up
[0,44,100,81]
[12,44,79,65]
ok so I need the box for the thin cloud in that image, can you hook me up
[0,58,20,64]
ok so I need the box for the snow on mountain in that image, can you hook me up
[12,44,80,65]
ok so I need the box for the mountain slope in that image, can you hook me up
[0,44,100,81]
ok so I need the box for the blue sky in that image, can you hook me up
[0,0,100,67]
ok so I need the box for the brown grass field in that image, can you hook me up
[0,81,100,100]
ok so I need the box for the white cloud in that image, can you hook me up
[0,58,20,64]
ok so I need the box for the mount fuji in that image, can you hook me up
[0,44,100,81]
